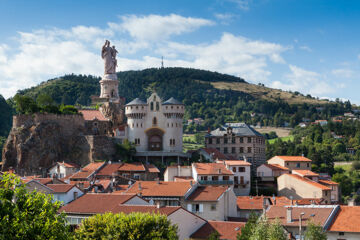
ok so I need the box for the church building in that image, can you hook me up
[123,92,188,162]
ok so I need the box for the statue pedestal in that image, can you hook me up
[99,73,119,100]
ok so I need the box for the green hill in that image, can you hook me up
[5,67,354,134]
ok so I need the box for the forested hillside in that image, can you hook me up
[0,95,12,159]
[13,67,352,132]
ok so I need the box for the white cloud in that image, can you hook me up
[271,65,334,95]
[299,45,312,52]
[226,0,252,10]
[331,68,354,78]
[117,14,214,41]
[214,13,236,24]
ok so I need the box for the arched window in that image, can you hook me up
[152,117,157,126]
[150,102,154,111]
[156,102,160,111]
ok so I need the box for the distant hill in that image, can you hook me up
[7,67,353,132]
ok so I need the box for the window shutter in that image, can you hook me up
[187,204,192,212]
[199,204,203,212]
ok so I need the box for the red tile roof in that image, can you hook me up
[275,156,312,162]
[187,186,229,202]
[96,163,122,176]
[70,162,105,179]
[79,110,108,121]
[267,205,335,227]
[237,196,265,210]
[145,164,160,173]
[190,221,245,240]
[59,193,138,214]
[220,160,251,166]
[283,174,331,190]
[70,181,91,189]
[263,163,289,171]
[318,179,338,186]
[118,162,146,172]
[269,196,291,206]
[174,176,194,182]
[59,162,80,168]
[201,148,228,160]
[328,206,360,232]
[125,181,193,197]
[110,205,181,216]
[47,184,78,193]
[292,170,319,177]
[193,163,234,175]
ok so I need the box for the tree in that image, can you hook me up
[13,94,38,114]
[248,218,286,240]
[237,212,258,240]
[208,231,220,240]
[74,212,178,240]
[0,172,70,240]
[304,221,327,240]
[115,139,137,162]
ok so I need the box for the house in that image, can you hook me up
[256,163,290,180]
[164,165,192,181]
[25,179,54,194]
[198,148,229,162]
[67,162,106,182]
[190,221,245,240]
[60,193,206,240]
[117,162,160,181]
[185,185,237,221]
[314,120,328,126]
[48,162,80,178]
[292,169,319,182]
[47,184,84,204]
[79,109,112,136]
[217,160,251,196]
[236,196,270,219]
[124,181,196,208]
[95,162,122,179]
[267,156,312,171]
[277,174,332,204]
[266,205,339,239]
[192,163,234,185]
[318,179,339,203]
[327,206,360,240]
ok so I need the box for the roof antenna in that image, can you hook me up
[161,56,164,69]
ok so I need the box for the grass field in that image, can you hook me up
[267,135,294,144]
[256,127,292,138]
[334,161,353,172]
[183,134,204,152]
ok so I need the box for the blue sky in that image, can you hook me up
[0,0,360,103]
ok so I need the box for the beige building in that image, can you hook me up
[164,165,192,182]
[185,185,237,221]
[277,173,332,204]
[205,123,266,169]
[267,156,312,171]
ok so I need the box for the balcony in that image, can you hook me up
[198,180,234,185]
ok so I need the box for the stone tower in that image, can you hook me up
[99,73,119,101]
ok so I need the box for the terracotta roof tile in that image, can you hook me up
[118,162,146,172]
[263,163,289,171]
[187,186,228,202]
[220,160,251,166]
[79,110,108,121]
[318,179,338,186]
[145,164,160,173]
[193,163,234,175]
[59,162,80,168]
[110,205,181,216]
[292,170,319,177]
[190,221,245,240]
[237,196,265,210]
[47,184,77,193]
[69,162,105,180]
[125,181,193,197]
[59,193,138,214]
[96,163,122,176]
[70,181,91,189]
[275,156,312,162]
[269,196,291,206]
[201,148,229,160]
[329,206,360,232]
[267,205,336,227]
[174,176,194,182]
[283,174,331,190]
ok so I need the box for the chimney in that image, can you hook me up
[138,182,142,191]
[286,207,293,223]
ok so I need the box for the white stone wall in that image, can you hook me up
[230,165,251,196]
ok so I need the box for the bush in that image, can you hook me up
[75,212,178,240]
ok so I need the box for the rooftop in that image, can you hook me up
[96,163,122,176]
[79,109,108,121]
[125,181,193,197]
[47,184,78,193]
[144,164,160,173]
[274,156,312,162]
[292,169,319,177]
[193,163,234,175]
[126,98,147,106]
[190,221,245,240]
[162,97,183,105]
[206,123,263,137]
[220,160,251,166]
[200,148,228,160]
[187,186,229,202]
[262,163,289,171]
[328,206,360,233]
[237,196,266,210]
[283,174,331,190]
[69,162,105,180]
[118,162,146,172]
[58,162,80,168]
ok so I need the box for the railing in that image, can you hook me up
[198,180,234,185]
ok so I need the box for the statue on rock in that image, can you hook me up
[101,40,118,75]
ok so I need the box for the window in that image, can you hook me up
[150,102,154,111]
[135,138,140,145]
[232,147,236,153]
[224,138,228,144]
[240,176,244,184]
[152,117,157,126]
[232,167,236,172]
[73,191,78,200]
[201,176,208,180]
[208,138,212,144]
[247,147,252,153]
[239,147,244,153]
[232,138,236,144]
[296,163,300,168]
[286,162,289,166]
[156,102,160,111]
[325,191,328,196]
[240,137,243,143]
[307,163,310,167]
[224,147,228,153]
[211,204,217,211]
[239,167,245,172]
[212,176,219,181]
[248,137,252,143]
[216,138,220,144]
[191,204,203,213]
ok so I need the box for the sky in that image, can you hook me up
[0,0,360,103]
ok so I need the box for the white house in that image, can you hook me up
[48,162,80,178]
[192,163,234,185]
[47,184,84,204]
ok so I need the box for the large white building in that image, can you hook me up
[125,92,188,162]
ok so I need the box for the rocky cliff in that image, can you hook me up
[2,114,117,175]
